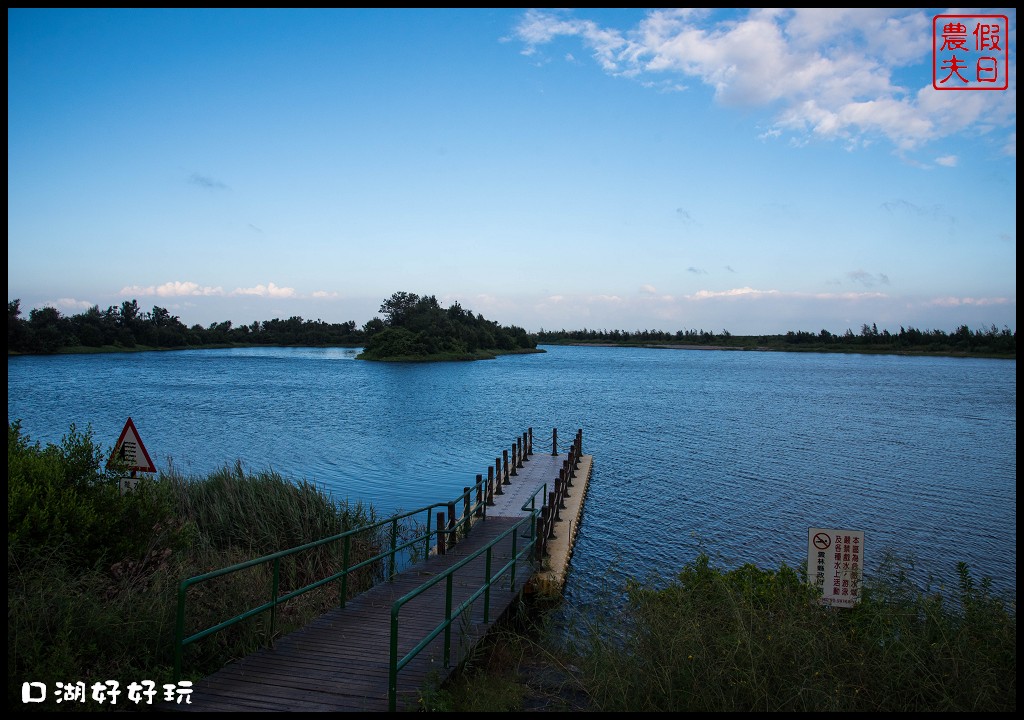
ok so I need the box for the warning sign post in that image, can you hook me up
[108,417,156,494]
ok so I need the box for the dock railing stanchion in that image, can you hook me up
[552,427,558,456]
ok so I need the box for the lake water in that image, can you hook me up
[7,345,1017,603]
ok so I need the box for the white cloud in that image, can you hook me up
[232,282,297,298]
[50,297,94,312]
[311,290,339,298]
[928,296,1012,307]
[689,287,778,299]
[514,8,1016,151]
[934,155,958,167]
[120,281,224,297]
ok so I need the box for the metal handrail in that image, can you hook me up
[171,427,570,710]
[387,502,543,711]
[385,480,551,710]
[173,479,489,682]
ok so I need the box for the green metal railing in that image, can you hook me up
[387,481,550,711]
[171,426,585,710]
[172,479,489,682]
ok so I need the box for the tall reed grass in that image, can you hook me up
[7,422,381,711]
[571,552,1016,711]
[431,553,1015,712]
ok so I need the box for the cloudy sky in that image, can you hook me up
[7,8,1016,335]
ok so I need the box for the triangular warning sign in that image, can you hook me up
[108,417,157,473]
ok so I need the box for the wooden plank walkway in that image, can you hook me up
[173,445,583,712]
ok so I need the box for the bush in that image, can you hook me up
[7,422,381,711]
[7,421,174,571]
[573,553,1016,712]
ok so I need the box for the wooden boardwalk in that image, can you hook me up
[173,436,591,712]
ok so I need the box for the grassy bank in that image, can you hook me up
[432,553,1016,712]
[9,422,1015,711]
[8,422,381,711]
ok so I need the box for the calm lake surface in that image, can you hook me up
[7,345,1017,603]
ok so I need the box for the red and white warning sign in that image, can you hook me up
[108,417,157,474]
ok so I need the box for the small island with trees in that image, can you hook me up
[357,292,540,361]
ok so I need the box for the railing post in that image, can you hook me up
[447,502,457,546]
[389,517,398,581]
[510,444,518,476]
[510,528,518,591]
[424,508,433,561]
[528,427,533,457]
[552,427,558,455]
[270,557,280,646]
[549,491,560,526]
[495,457,504,493]
[487,465,496,502]
[535,512,546,561]
[476,474,484,517]
[484,547,493,623]
[517,435,525,467]
[389,611,399,712]
[444,575,453,667]
[341,535,351,607]
[463,487,471,537]
[503,450,510,484]
[437,512,446,555]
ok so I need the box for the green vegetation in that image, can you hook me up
[537,323,1016,358]
[8,421,380,711]
[8,297,1014,359]
[7,293,540,361]
[434,553,1016,712]
[7,298,363,353]
[357,291,538,361]
[8,422,1015,711]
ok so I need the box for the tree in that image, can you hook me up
[378,292,420,326]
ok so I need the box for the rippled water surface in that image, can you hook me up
[8,345,1016,601]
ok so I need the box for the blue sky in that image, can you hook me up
[7,8,1016,335]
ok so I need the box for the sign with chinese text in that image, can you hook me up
[808,528,864,608]
[933,14,1009,90]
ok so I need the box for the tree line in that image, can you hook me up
[6,293,537,357]
[535,322,1016,357]
[7,298,365,354]
[7,296,1015,358]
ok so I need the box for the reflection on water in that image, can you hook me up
[8,345,1016,602]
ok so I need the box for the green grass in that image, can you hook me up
[8,422,381,711]
[432,553,1015,712]
[10,422,1014,711]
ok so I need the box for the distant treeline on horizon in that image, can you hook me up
[7,298,1016,358]
[535,323,1016,356]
